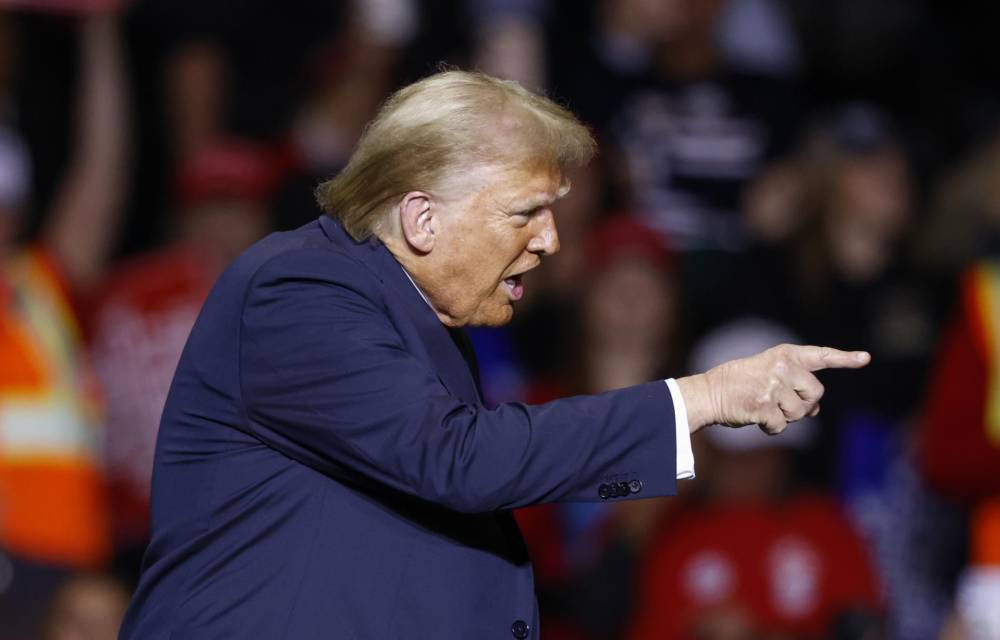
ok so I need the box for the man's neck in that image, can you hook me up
[400,265,435,310]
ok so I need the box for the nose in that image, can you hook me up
[527,209,560,256]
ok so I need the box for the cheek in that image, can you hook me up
[447,265,509,318]
[455,229,512,274]
[473,243,523,288]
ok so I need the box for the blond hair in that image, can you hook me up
[315,70,596,240]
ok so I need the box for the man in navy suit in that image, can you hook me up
[120,71,869,639]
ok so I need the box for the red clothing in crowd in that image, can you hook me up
[918,261,1000,499]
[626,495,880,639]
[88,244,215,544]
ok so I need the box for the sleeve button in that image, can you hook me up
[628,479,643,494]
[598,483,611,499]
[512,619,530,639]
[618,481,631,497]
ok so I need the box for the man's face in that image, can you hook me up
[417,163,563,327]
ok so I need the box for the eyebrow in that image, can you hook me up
[508,191,562,214]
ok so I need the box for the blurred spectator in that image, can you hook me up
[736,104,947,448]
[715,0,800,78]
[581,0,661,76]
[154,0,347,142]
[736,105,961,640]
[914,129,1000,276]
[273,3,405,231]
[548,0,665,134]
[468,0,547,91]
[0,10,128,639]
[919,261,1000,501]
[524,215,681,404]
[742,157,807,247]
[624,318,882,640]
[568,0,804,339]
[41,573,129,640]
[516,216,682,639]
[918,260,1000,640]
[88,138,276,579]
[602,0,801,254]
[164,39,228,161]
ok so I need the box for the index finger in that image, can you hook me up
[790,345,871,372]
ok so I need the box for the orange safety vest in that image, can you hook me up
[0,247,109,568]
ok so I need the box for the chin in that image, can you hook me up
[466,304,514,328]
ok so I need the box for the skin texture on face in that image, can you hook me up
[385,162,564,327]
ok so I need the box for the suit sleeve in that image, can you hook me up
[239,250,678,513]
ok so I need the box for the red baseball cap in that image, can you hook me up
[175,139,279,209]
[584,215,674,274]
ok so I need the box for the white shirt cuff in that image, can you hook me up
[666,378,695,480]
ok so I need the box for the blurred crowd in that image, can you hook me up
[1,0,1000,638]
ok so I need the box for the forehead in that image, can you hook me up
[477,161,565,210]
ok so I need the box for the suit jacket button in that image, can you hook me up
[618,481,630,497]
[512,619,530,639]
[628,479,643,494]
[598,483,611,500]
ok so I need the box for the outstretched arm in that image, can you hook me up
[237,250,680,513]
[43,11,129,292]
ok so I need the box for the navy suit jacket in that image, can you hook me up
[119,216,678,639]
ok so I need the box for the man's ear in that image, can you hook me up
[398,191,435,254]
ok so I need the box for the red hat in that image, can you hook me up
[584,215,674,274]
[175,139,278,208]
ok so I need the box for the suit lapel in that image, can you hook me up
[318,215,482,405]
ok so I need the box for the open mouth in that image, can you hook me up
[503,274,525,301]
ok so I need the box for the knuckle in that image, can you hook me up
[755,392,772,410]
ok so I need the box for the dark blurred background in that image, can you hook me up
[1,1,1000,638]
